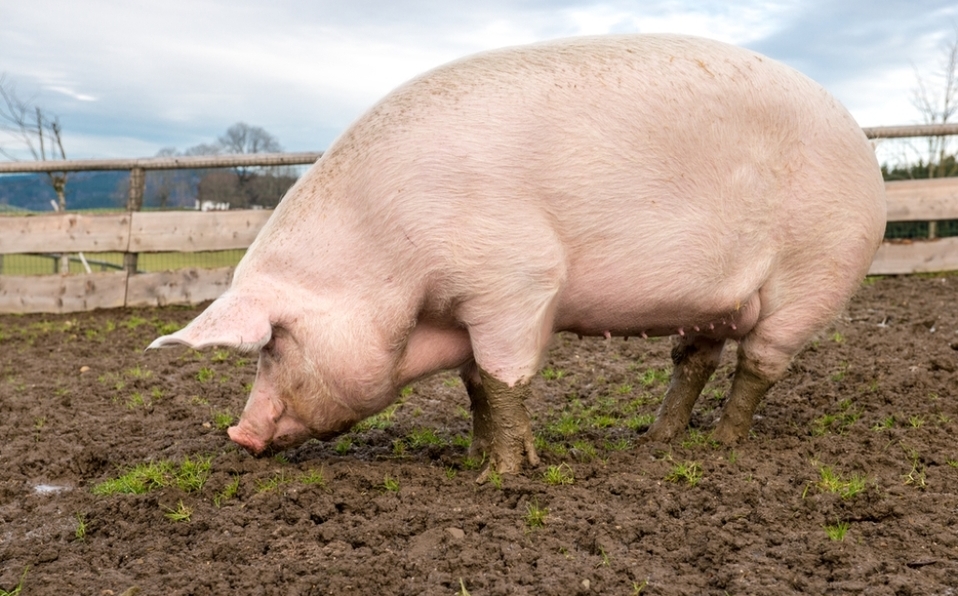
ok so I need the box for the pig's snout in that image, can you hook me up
[228,424,269,456]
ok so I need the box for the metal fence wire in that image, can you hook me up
[0,152,319,275]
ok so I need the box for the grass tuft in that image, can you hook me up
[300,468,327,487]
[524,499,548,529]
[212,410,234,430]
[665,461,703,487]
[543,463,575,486]
[383,475,400,492]
[213,476,241,507]
[0,567,29,596]
[824,521,850,541]
[92,456,211,496]
[814,465,867,499]
[74,513,88,541]
[164,500,193,523]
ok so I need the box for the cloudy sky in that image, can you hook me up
[1,0,956,163]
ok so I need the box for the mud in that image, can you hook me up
[2,274,958,595]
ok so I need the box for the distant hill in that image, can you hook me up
[0,166,291,212]
[0,171,130,212]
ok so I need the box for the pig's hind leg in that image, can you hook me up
[710,345,776,444]
[643,335,726,443]
[710,285,848,444]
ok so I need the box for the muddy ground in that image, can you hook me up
[2,274,958,595]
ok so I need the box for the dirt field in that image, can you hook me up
[2,274,958,595]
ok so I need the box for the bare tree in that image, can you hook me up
[0,75,71,272]
[912,26,958,179]
[0,75,69,208]
[218,121,283,185]
[218,121,282,154]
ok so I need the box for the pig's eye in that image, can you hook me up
[262,336,280,361]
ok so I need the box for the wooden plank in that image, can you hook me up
[0,212,131,254]
[885,178,958,222]
[129,210,272,253]
[0,152,322,173]
[0,271,128,314]
[869,237,958,275]
[125,267,234,307]
[863,123,958,139]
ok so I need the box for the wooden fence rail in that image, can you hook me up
[1,176,957,313]
[0,210,272,312]
[2,131,958,314]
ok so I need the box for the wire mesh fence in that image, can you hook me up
[0,152,319,275]
[884,219,958,240]
[0,249,249,275]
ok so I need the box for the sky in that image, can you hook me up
[1,0,957,164]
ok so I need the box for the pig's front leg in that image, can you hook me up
[460,362,539,483]
[643,336,725,443]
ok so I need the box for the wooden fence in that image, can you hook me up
[1,124,958,314]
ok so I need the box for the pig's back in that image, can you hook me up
[265,35,885,332]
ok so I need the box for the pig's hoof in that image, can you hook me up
[474,436,540,484]
[710,420,749,445]
[639,418,682,444]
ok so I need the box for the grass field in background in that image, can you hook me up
[0,250,246,275]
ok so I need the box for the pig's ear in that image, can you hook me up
[147,293,272,352]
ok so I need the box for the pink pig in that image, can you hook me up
[150,34,886,481]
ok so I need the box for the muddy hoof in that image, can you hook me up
[641,418,684,444]
[710,420,749,445]
[474,441,540,484]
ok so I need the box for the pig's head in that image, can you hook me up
[148,290,387,456]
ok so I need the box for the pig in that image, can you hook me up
[149,34,886,481]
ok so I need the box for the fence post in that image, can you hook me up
[124,166,145,273]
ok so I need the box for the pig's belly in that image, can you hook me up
[554,269,763,340]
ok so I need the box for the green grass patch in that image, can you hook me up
[811,399,860,436]
[255,470,292,493]
[680,428,719,449]
[92,456,211,495]
[73,513,88,541]
[404,427,446,449]
[570,440,598,461]
[543,463,575,486]
[382,475,400,492]
[524,499,548,529]
[541,367,566,380]
[824,521,850,541]
[811,465,867,499]
[547,413,581,437]
[353,403,400,432]
[461,455,484,471]
[213,476,241,507]
[300,468,327,487]
[212,410,234,430]
[665,461,703,487]
[625,413,655,431]
[334,437,353,455]
[639,367,671,387]
[871,415,895,432]
[164,500,193,523]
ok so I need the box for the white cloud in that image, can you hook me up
[1,0,956,158]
